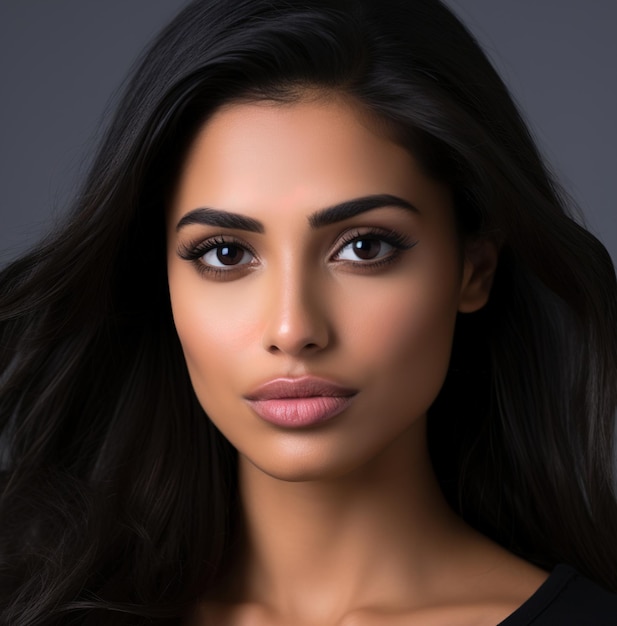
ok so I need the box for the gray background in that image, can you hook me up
[1,0,615,267]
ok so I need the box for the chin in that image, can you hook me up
[236,421,421,484]
[244,458,365,483]
[237,440,355,482]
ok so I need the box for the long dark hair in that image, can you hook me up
[1,0,616,623]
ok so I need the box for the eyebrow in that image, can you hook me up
[175,208,264,233]
[309,194,418,228]
[175,193,419,233]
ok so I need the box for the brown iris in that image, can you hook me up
[216,244,245,265]
[351,238,382,260]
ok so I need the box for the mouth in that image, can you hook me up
[244,376,358,427]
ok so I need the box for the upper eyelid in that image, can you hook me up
[333,228,416,250]
[336,227,403,243]
[177,227,415,262]
[177,234,257,259]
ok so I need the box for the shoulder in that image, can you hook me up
[500,565,617,626]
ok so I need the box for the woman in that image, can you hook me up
[1,0,616,624]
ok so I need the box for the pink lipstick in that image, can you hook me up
[244,377,357,427]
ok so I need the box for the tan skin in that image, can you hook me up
[166,94,548,626]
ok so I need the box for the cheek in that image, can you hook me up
[167,266,259,398]
[342,269,460,406]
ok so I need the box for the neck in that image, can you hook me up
[225,417,476,621]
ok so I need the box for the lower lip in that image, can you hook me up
[246,395,355,427]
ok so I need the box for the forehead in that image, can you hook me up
[169,96,452,225]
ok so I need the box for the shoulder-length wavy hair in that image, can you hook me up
[1,0,616,623]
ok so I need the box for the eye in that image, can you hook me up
[336,237,395,261]
[331,228,418,269]
[177,236,257,276]
[200,242,254,268]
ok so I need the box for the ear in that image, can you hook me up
[458,238,499,313]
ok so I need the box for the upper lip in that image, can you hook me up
[245,376,358,400]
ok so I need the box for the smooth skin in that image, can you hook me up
[167,94,548,626]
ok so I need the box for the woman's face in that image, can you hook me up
[167,95,493,481]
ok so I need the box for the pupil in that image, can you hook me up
[217,245,243,265]
[354,239,380,260]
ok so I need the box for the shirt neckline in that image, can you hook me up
[497,564,577,625]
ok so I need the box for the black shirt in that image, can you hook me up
[499,565,617,625]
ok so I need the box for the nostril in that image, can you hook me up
[262,307,331,356]
[267,341,320,355]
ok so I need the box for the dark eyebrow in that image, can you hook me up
[308,194,418,228]
[175,193,418,233]
[176,208,264,233]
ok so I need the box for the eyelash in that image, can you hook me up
[177,236,258,279]
[334,228,417,269]
[178,228,418,278]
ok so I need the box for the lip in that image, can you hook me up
[244,376,358,427]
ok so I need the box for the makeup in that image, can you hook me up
[244,377,358,427]
[167,98,488,481]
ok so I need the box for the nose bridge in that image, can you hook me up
[262,254,329,355]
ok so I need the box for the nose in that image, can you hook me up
[261,266,331,357]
